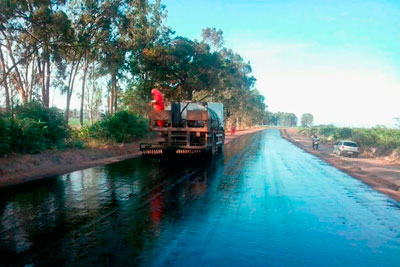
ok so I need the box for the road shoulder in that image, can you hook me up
[281,128,400,202]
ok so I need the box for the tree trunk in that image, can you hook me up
[109,72,116,114]
[40,45,51,107]
[23,61,29,97]
[88,89,93,124]
[108,93,112,115]
[41,57,46,106]
[66,93,71,124]
[44,52,51,107]
[65,63,74,122]
[113,75,117,113]
[0,47,10,111]
[1,30,27,103]
[88,61,95,124]
[34,49,44,104]
[29,57,35,101]
[80,58,88,127]
[65,61,80,123]
[187,88,193,100]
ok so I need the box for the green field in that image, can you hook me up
[69,118,90,128]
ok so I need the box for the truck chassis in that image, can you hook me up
[140,102,225,156]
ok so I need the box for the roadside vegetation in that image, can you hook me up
[0,101,148,156]
[299,125,400,157]
[79,111,148,143]
[0,101,69,155]
[0,0,268,156]
[267,112,298,127]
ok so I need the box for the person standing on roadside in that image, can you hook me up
[311,134,316,149]
[313,135,320,150]
[231,123,236,136]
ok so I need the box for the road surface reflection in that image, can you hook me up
[0,130,399,266]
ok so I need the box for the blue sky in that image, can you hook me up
[163,0,400,127]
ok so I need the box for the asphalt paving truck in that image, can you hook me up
[140,101,225,156]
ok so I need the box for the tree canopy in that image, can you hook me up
[1,0,268,129]
[301,113,314,127]
[268,112,298,127]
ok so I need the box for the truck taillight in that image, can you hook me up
[341,146,344,149]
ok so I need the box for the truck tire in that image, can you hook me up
[218,133,225,152]
[212,134,217,156]
[208,133,218,157]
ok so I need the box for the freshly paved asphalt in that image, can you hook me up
[1,129,399,266]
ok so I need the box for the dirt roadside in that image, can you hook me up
[0,128,265,187]
[281,128,400,202]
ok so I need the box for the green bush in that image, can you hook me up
[335,127,352,139]
[55,129,85,150]
[0,101,70,155]
[81,111,148,143]
[12,118,47,153]
[351,130,376,147]
[317,125,337,138]
[14,101,68,147]
[0,114,12,156]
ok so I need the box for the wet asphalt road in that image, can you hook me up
[0,129,399,266]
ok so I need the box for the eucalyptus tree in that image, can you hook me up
[267,112,279,126]
[93,0,129,115]
[140,37,221,101]
[1,0,30,108]
[86,62,102,123]
[214,47,259,127]
[0,0,72,108]
[243,89,267,126]
[122,0,171,114]
[0,46,11,111]
[56,45,81,122]
[73,0,111,125]
[201,27,224,52]
[301,113,314,127]
[275,112,298,127]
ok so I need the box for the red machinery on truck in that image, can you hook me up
[140,101,225,156]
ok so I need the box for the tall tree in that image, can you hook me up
[141,37,221,100]
[275,112,298,127]
[201,27,224,52]
[1,0,72,107]
[86,62,102,123]
[0,47,11,111]
[267,112,279,126]
[95,0,127,115]
[123,0,171,111]
[301,113,314,127]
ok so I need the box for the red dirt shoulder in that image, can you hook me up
[281,128,400,202]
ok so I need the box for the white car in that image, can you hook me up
[333,140,359,157]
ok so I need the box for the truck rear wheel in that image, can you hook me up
[218,133,225,152]
[212,135,217,156]
[208,133,218,157]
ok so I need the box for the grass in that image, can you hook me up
[69,118,90,128]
